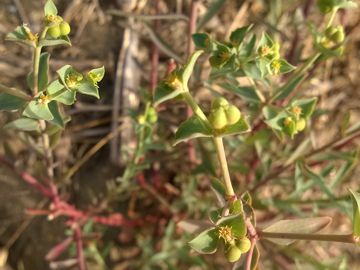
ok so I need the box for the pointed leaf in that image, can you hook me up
[77,80,99,98]
[349,189,360,238]
[291,97,317,119]
[4,118,40,132]
[44,0,58,16]
[273,74,305,101]
[0,93,26,111]
[48,101,64,128]
[47,79,76,105]
[220,117,251,137]
[153,83,182,106]
[27,53,50,91]
[192,33,211,50]
[188,228,219,254]
[278,59,296,74]
[182,50,203,87]
[5,25,36,47]
[23,94,54,121]
[39,36,71,47]
[230,25,253,46]
[221,83,265,104]
[177,220,213,234]
[263,217,332,245]
[174,116,212,145]
[217,214,246,238]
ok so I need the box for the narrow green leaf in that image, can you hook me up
[4,118,40,132]
[210,178,226,207]
[217,214,246,238]
[349,189,360,238]
[38,53,50,91]
[221,83,264,104]
[44,0,58,16]
[182,50,204,87]
[153,83,182,106]
[262,217,332,245]
[196,0,226,30]
[273,75,305,101]
[278,59,296,74]
[209,208,223,224]
[0,93,26,111]
[188,228,219,254]
[174,116,212,145]
[5,25,36,47]
[241,33,256,57]
[48,101,64,128]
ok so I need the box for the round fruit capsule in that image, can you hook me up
[211,97,229,110]
[147,107,158,124]
[59,21,71,36]
[225,105,241,125]
[325,26,337,39]
[236,237,251,253]
[283,117,296,137]
[296,118,306,132]
[48,26,61,38]
[225,245,242,263]
[209,108,228,130]
[331,27,345,43]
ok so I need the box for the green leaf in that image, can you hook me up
[240,34,256,57]
[243,61,262,81]
[23,94,54,121]
[217,214,246,238]
[192,33,211,50]
[349,189,360,238]
[210,178,226,207]
[0,93,26,111]
[221,83,264,104]
[28,53,50,92]
[48,101,64,128]
[209,208,223,224]
[273,74,305,101]
[4,118,40,132]
[182,50,203,87]
[336,0,358,9]
[188,228,219,254]
[44,0,58,16]
[5,25,36,47]
[153,82,182,106]
[77,80,100,98]
[291,97,317,118]
[39,36,71,47]
[174,116,212,145]
[219,117,251,137]
[47,79,76,105]
[196,0,226,30]
[278,59,296,74]
[230,25,253,46]
[88,66,105,83]
[262,217,332,245]
[258,32,274,50]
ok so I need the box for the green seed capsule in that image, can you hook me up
[147,107,158,124]
[59,21,71,36]
[225,245,242,263]
[236,237,251,253]
[225,105,241,125]
[211,97,229,110]
[283,117,296,137]
[331,27,345,43]
[48,26,61,38]
[296,118,306,132]
[209,108,228,130]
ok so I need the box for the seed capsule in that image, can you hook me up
[211,97,229,110]
[209,107,227,130]
[225,245,242,263]
[296,118,306,132]
[283,117,296,137]
[59,21,71,36]
[236,237,251,253]
[147,107,158,124]
[225,105,241,125]
[48,26,61,38]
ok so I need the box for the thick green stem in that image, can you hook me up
[259,231,357,243]
[0,83,31,100]
[213,137,235,198]
[182,91,210,124]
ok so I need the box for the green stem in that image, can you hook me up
[213,137,235,198]
[0,83,31,100]
[259,231,357,244]
[182,91,210,124]
[327,8,338,28]
[32,46,42,95]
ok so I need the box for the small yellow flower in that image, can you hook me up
[37,93,50,105]
[218,225,234,244]
[259,45,271,57]
[65,72,83,89]
[291,106,302,118]
[165,72,182,90]
[271,60,281,75]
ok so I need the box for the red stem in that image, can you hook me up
[74,225,86,270]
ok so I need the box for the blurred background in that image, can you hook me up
[0,0,360,269]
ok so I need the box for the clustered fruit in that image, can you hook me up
[138,107,158,125]
[208,97,241,130]
[218,225,251,263]
[282,105,306,137]
[45,14,71,38]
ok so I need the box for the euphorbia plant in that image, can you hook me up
[154,0,359,268]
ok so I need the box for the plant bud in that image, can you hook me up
[225,245,242,263]
[147,107,158,124]
[296,118,306,132]
[236,237,251,253]
[209,107,227,130]
[48,26,61,38]
[225,105,241,125]
[211,97,229,110]
[59,21,71,36]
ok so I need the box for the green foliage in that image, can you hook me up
[349,190,360,240]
